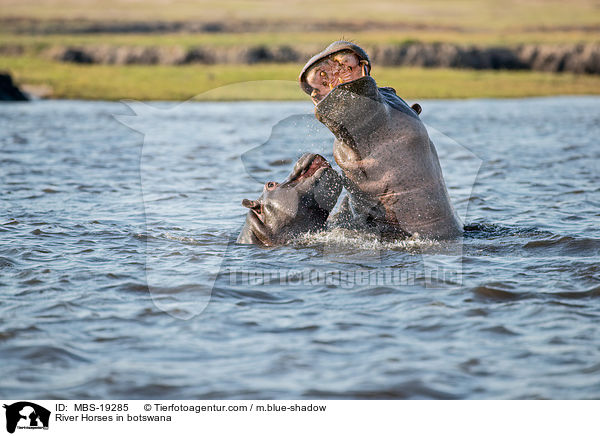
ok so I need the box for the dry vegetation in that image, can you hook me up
[2,0,599,30]
[1,0,599,100]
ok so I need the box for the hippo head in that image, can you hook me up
[237,153,342,246]
[299,40,422,150]
[299,41,386,141]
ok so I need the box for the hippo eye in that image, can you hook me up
[265,181,278,191]
[320,71,327,77]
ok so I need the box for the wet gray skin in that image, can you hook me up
[300,41,463,239]
[237,153,342,246]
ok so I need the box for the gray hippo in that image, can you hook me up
[237,153,342,246]
[299,41,462,240]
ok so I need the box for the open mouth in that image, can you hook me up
[286,154,331,184]
[303,50,370,104]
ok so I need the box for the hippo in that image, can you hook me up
[237,153,342,246]
[299,41,463,240]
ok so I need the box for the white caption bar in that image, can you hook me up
[0,400,597,436]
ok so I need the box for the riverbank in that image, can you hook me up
[5,41,596,75]
[3,56,600,101]
[3,0,599,100]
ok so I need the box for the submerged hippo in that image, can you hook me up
[237,153,342,246]
[299,41,463,239]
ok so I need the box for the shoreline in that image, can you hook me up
[11,95,600,104]
[3,57,600,101]
[21,42,598,76]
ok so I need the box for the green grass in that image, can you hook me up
[3,56,600,101]
[2,0,599,30]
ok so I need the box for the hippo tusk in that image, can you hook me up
[360,60,369,76]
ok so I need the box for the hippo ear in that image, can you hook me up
[242,199,260,209]
[411,103,422,115]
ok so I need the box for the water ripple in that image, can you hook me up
[1,98,599,399]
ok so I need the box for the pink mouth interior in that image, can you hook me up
[295,155,330,182]
[305,50,368,104]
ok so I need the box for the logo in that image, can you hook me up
[3,402,50,434]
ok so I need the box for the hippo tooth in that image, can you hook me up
[360,60,368,76]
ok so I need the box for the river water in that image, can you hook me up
[1,96,598,399]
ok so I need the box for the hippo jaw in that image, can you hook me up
[238,153,342,246]
[301,41,419,146]
[313,74,422,159]
[312,75,387,148]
